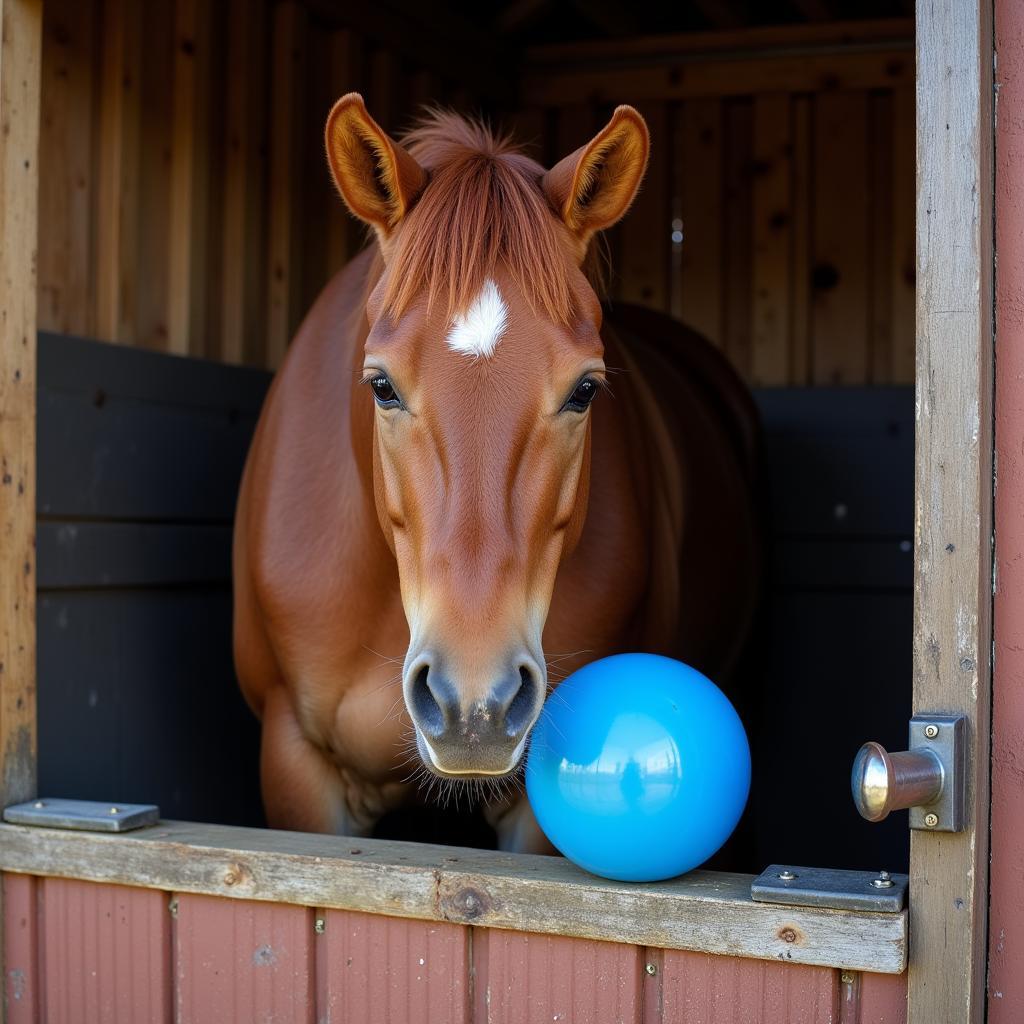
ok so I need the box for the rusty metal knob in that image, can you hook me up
[851,741,944,822]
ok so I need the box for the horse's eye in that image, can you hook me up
[369,374,399,407]
[563,378,599,413]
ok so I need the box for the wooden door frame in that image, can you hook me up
[910,1,994,1022]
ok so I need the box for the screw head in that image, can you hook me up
[924,812,939,828]
[777,870,797,881]
[315,918,326,935]
[645,963,658,976]
[871,870,895,889]
[924,724,939,739]
[109,806,120,814]
[32,800,44,809]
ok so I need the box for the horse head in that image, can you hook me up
[324,94,649,779]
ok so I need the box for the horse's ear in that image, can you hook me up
[542,105,649,252]
[325,93,427,237]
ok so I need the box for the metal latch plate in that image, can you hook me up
[908,714,966,832]
[751,864,908,913]
[4,798,159,833]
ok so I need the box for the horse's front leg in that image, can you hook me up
[486,794,557,855]
[260,684,384,837]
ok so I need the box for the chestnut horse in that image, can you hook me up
[233,94,760,853]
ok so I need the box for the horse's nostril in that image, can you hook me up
[505,665,539,738]
[409,665,445,737]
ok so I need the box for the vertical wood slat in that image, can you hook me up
[318,910,469,1024]
[655,949,838,1024]
[0,0,42,812]
[167,0,212,357]
[220,0,267,366]
[174,893,314,1024]
[858,971,908,1023]
[94,0,141,345]
[750,93,792,385]
[134,1,175,352]
[265,1,307,369]
[3,874,40,1024]
[790,94,812,384]
[678,98,723,344]
[40,878,171,1024]
[474,929,643,1024]
[37,0,96,338]
[722,98,753,376]
[910,1,993,1022]
[618,102,670,312]
[989,6,1024,1021]
[811,91,869,384]
[890,84,915,384]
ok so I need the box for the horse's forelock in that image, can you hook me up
[376,108,599,327]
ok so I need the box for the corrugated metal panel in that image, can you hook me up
[473,929,643,1024]
[657,949,838,1024]
[317,910,469,1024]
[39,877,171,1024]
[173,893,314,1024]
[857,972,907,1024]
[3,874,40,1024]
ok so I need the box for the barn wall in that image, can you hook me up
[517,21,915,385]
[2,874,907,1024]
[36,4,912,385]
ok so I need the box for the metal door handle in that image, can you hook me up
[850,714,966,832]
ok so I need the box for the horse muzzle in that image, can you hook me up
[404,656,544,777]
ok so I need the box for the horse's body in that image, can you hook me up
[233,98,760,851]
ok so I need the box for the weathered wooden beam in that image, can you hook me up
[0,821,908,974]
[525,17,913,66]
[523,49,912,106]
[0,0,42,810]
[909,1,994,1022]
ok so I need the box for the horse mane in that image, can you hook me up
[376,108,605,325]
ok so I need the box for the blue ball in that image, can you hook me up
[526,653,751,882]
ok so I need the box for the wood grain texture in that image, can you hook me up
[812,92,869,384]
[655,949,838,1024]
[265,1,306,368]
[174,893,313,1024]
[751,94,792,385]
[220,0,267,366]
[3,873,40,1024]
[678,98,723,345]
[988,0,1024,1019]
[318,911,469,1024]
[522,50,912,106]
[910,1,994,1022]
[39,877,170,1024]
[167,0,212,357]
[94,0,140,345]
[0,0,42,811]
[890,85,915,383]
[474,929,643,1024]
[722,99,752,377]
[37,0,96,338]
[0,821,907,973]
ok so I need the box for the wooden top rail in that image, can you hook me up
[0,820,906,973]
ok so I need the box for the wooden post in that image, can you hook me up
[910,1,994,1022]
[0,0,42,812]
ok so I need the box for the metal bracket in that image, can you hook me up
[851,713,967,833]
[751,864,908,913]
[4,798,159,833]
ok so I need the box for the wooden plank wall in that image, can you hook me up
[518,23,915,386]
[3,874,908,1024]
[36,5,913,386]
[35,0,484,370]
